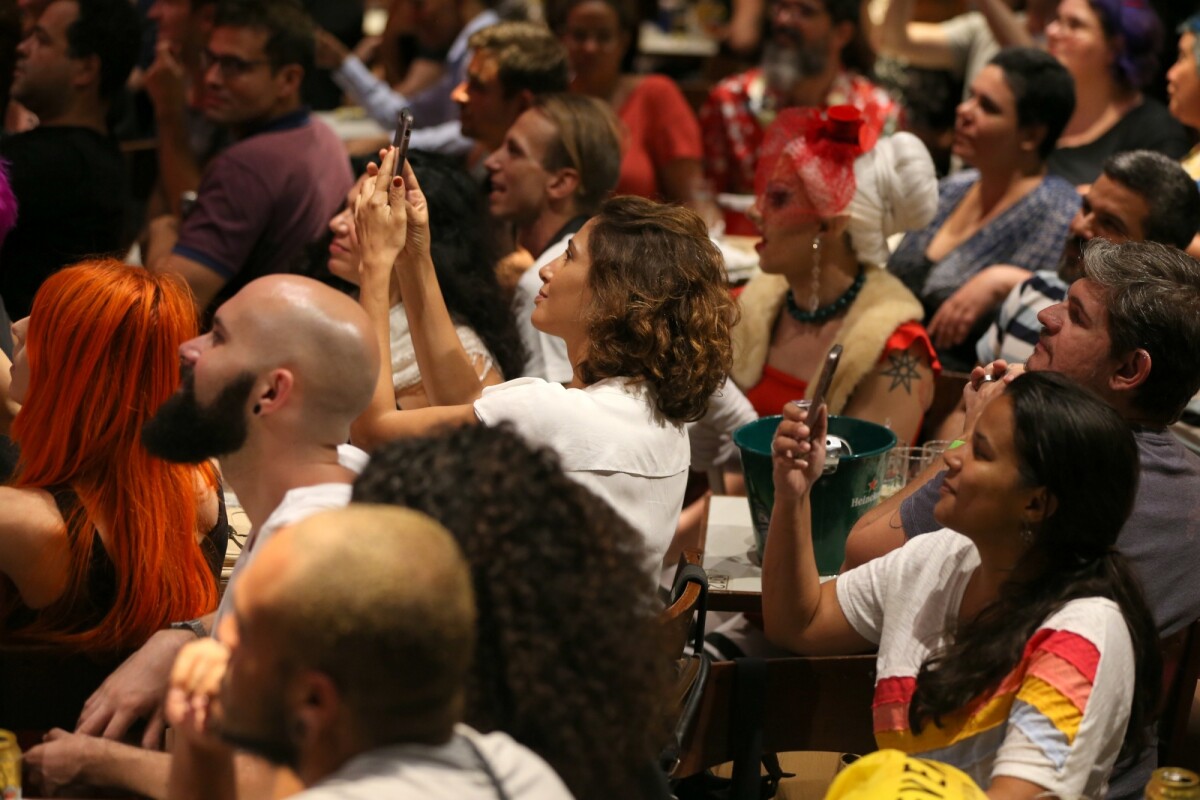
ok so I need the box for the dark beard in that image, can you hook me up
[142,368,257,463]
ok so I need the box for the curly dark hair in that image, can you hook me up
[581,196,737,422]
[352,424,672,800]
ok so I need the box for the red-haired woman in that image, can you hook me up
[0,260,226,729]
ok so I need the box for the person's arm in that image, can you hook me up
[840,341,936,450]
[332,55,452,131]
[25,733,173,799]
[348,151,479,449]
[725,0,764,54]
[0,349,18,436]
[928,265,1032,350]
[842,359,1016,570]
[76,616,215,746]
[876,0,957,70]
[150,249,227,313]
[760,402,874,655]
[164,639,236,800]
[973,0,1034,48]
[146,42,203,217]
[363,153,487,406]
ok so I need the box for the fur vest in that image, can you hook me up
[731,267,924,414]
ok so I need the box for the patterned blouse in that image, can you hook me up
[887,169,1080,312]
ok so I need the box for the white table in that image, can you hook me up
[703,496,763,611]
[702,496,834,612]
[314,109,388,142]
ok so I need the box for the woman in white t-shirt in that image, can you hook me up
[762,371,1160,800]
[349,149,736,567]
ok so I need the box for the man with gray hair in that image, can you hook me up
[163,506,572,799]
[978,150,1200,366]
[847,239,1200,800]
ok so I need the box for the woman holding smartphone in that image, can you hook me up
[349,147,736,570]
[762,371,1159,799]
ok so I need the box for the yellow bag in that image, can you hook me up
[825,750,987,800]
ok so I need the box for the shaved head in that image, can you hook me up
[229,505,476,747]
[221,275,378,438]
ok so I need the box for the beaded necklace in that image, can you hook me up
[784,269,865,324]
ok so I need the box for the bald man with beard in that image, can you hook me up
[23,275,379,799]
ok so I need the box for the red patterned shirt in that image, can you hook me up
[700,68,904,234]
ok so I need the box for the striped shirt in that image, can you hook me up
[976,271,1068,366]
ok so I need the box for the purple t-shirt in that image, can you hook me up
[173,109,353,314]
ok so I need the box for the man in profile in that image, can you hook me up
[484,93,621,381]
[146,0,351,318]
[163,506,573,799]
[451,21,569,159]
[977,150,1200,365]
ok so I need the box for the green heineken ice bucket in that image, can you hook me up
[733,415,897,575]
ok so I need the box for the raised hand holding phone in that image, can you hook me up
[390,108,414,189]
[803,344,842,429]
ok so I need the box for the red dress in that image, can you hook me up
[744,321,940,418]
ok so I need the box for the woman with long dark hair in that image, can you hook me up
[762,371,1159,799]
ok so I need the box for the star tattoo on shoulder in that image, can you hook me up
[882,350,921,394]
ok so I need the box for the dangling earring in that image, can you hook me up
[1019,520,1035,544]
[253,403,261,415]
[808,234,821,313]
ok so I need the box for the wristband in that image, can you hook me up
[169,618,208,638]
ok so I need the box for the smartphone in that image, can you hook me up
[391,108,414,179]
[807,344,843,422]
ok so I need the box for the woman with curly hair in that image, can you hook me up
[350,149,736,569]
[763,372,1160,799]
[0,260,226,727]
[323,151,526,407]
[352,424,671,800]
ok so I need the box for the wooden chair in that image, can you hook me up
[661,549,712,773]
[673,653,877,779]
[1160,618,1200,770]
[662,548,707,658]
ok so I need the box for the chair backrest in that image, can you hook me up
[662,548,706,659]
[674,653,878,777]
[1160,617,1200,770]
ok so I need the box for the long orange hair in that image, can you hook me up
[4,260,218,652]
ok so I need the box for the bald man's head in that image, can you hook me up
[224,505,476,751]
[144,275,379,462]
[227,276,378,433]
